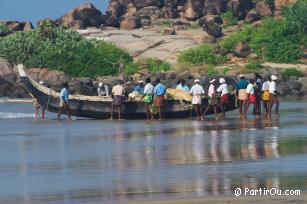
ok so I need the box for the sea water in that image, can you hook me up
[0,99,306,203]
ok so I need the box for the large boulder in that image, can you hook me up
[69,77,96,95]
[133,0,161,9]
[0,58,13,77]
[136,6,162,20]
[256,2,273,17]
[229,0,254,19]
[56,3,104,29]
[35,68,71,90]
[203,0,228,15]
[0,20,33,31]
[275,0,297,11]
[199,15,223,38]
[245,9,260,23]
[184,0,204,21]
[234,41,251,57]
[120,16,141,30]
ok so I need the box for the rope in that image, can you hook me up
[46,89,51,111]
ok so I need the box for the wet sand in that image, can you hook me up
[0,99,306,204]
[113,193,307,204]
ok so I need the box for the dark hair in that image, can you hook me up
[180,79,185,84]
[254,73,260,78]
[62,82,69,88]
[240,76,245,79]
[250,78,255,83]
[145,77,151,83]
[155,78,160,84]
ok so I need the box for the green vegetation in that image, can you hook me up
[178,44,225,66]
[0,21,134,78]
[220,25,253,54]
[190,22,201,30]
[281,68,303,80]
[221,11,238,27]
[245,60,263,70]
[223,67,231,74]
[220,0,307,63]
[138,58,171,73]
[161,20,173,28]
[206,65,219,76]
[0,24,12,37]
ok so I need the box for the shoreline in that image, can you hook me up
[109,193,307,204]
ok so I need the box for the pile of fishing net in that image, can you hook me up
[128,88,192,102]
[165,88,192,101]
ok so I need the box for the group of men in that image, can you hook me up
[35,73,280,120]
[108,77,231,121]
[236,73,279,119]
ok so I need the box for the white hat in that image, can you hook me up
[194,79,200,83]
[99,82,103,87]
[239,74,245,78]
[39,81,44,85]
[271,75,278,81]
[210,79,216,83]
[138,80,144,83]
[219,78,226,84]
[17,64,25,69]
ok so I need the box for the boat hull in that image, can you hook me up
[22,77,237,119]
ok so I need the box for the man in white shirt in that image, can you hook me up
[268,75,279,118]
[217,78,229,118]
[203,79,219,119]
[244,79,260,118]
[190,79,205,120]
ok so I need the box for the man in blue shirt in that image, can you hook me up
[236,74,248,116]
[133,80,145,94]
[58,82,72,120]
[154,79,166,120]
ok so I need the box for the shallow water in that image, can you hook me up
[0,99,307,203]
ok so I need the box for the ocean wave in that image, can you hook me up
[0,112,34,119]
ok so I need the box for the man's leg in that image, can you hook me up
[42,108,46,119]
[158,106,162,120]
[110,104,114,120]
[58,107,64,120]
[275,97,280,115]
[238,100,242,115]
[202,105,211,117]
[118,105,122,120]
[66,106,72,120]
[35,108,39,119]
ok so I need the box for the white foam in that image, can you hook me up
[0,112,34,119]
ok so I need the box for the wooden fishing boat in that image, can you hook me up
[19,69,237,119]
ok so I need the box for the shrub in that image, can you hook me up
[223,67,231,74]
[249,18,303,63]
[206,65,219,76]
[0,24,12,37]
[178,44,225,66]
[220,25,254,53]
[139,58,171,73]
[221,11,238,27]
[283,0,307,38]
[245,60,262,70]
[281,68,303,80]
[190,22,201,29]
[0,25,134,78]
